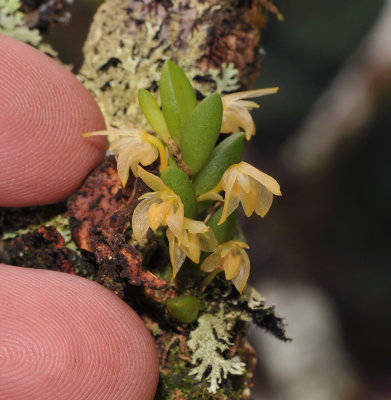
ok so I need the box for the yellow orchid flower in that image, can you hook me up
[167,218,218,278]
[83,129,167,187]
[221,87,278,141]
[132,167,217,278]
[198,161,281,224]
[132,166,184,244]
[201,240,250,294]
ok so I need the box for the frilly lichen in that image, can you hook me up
[0,0,41,45]
[0,0,58,56]
[187,308,246,394]
[209,62,240,94]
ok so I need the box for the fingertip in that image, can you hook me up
[0,264,159,400]
[0,34,107,207]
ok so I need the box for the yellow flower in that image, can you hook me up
[167,218,218,278]
[132,167,217,278]
[83,129,166,186]
[198,162,281,224]
[201,240,250,294]
[221,87,278,140]
[132,166,184,243]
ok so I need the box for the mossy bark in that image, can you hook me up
[79,0,272,130]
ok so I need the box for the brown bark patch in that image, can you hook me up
[67,156,167,291]
[7,226,79,275]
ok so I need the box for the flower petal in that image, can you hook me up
[132,196,158,241]
[116,146,133,186]
[167,229,186,278]
[237,172,251,193]
[219,167,240,224]
[137,166,170,192]
[199,228,218,253]
[200,251,221,272]
[239,177,258,217]
[184,232,202,263]
[166,200,184,243]
[223,253,242,280]
[239,162,281,196]
[221,105,254,140]
[254,182,274,218]
[231,249,250,294]
[223,87,279,104]
[148,201,170,230]
[197,191,224,202]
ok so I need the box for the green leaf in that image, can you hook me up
[160,60,197,144]
[180,93,223,175]
[167,295,199,324]
[193,132,245,195]
[207,207,237,244]
[138,89,171,143]
[161,166,197,218]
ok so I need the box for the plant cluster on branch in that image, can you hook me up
[85,60,281,295]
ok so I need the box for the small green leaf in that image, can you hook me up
[180,93,223,175]
[207,207,237,244]
[193,132,245,195]
[138,89,171,143]
[160,60,197,144]
[167,295,199,324]
[161,166,197,218]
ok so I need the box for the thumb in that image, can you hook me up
[0,264,159,400]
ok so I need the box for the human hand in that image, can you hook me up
[0,34,159,399]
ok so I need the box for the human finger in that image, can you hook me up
[0,264,159,399]
[0,34,107,207]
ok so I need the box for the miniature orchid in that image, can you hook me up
[198,162,281,225]
[132,166,184,244]
[167,218,218,277]
[201,240,250,294]
[83,129,166,187]
[133,167,217,277]
[221,87,278,140]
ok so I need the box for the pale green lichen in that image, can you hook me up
[238,284,267,310]
[0,0,41,45]
[209,63,240,94]
[187,308,246,394]
[79,0,233,130]
[0,0,58,57]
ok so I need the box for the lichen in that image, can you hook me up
[79,0,269,130]
[0,0,41,45]
[232,285,290,341]
[187,308,246,394]
[209,63,240,94]
[0,0,58,56]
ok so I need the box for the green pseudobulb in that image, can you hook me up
[166,295,200,324]
[180,93,223,175]
[160,60,197,144]
[207,206,237,244]
[193,132,245,196]
[161,166,197,218]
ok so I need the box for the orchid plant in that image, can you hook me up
[84,60,281,294]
